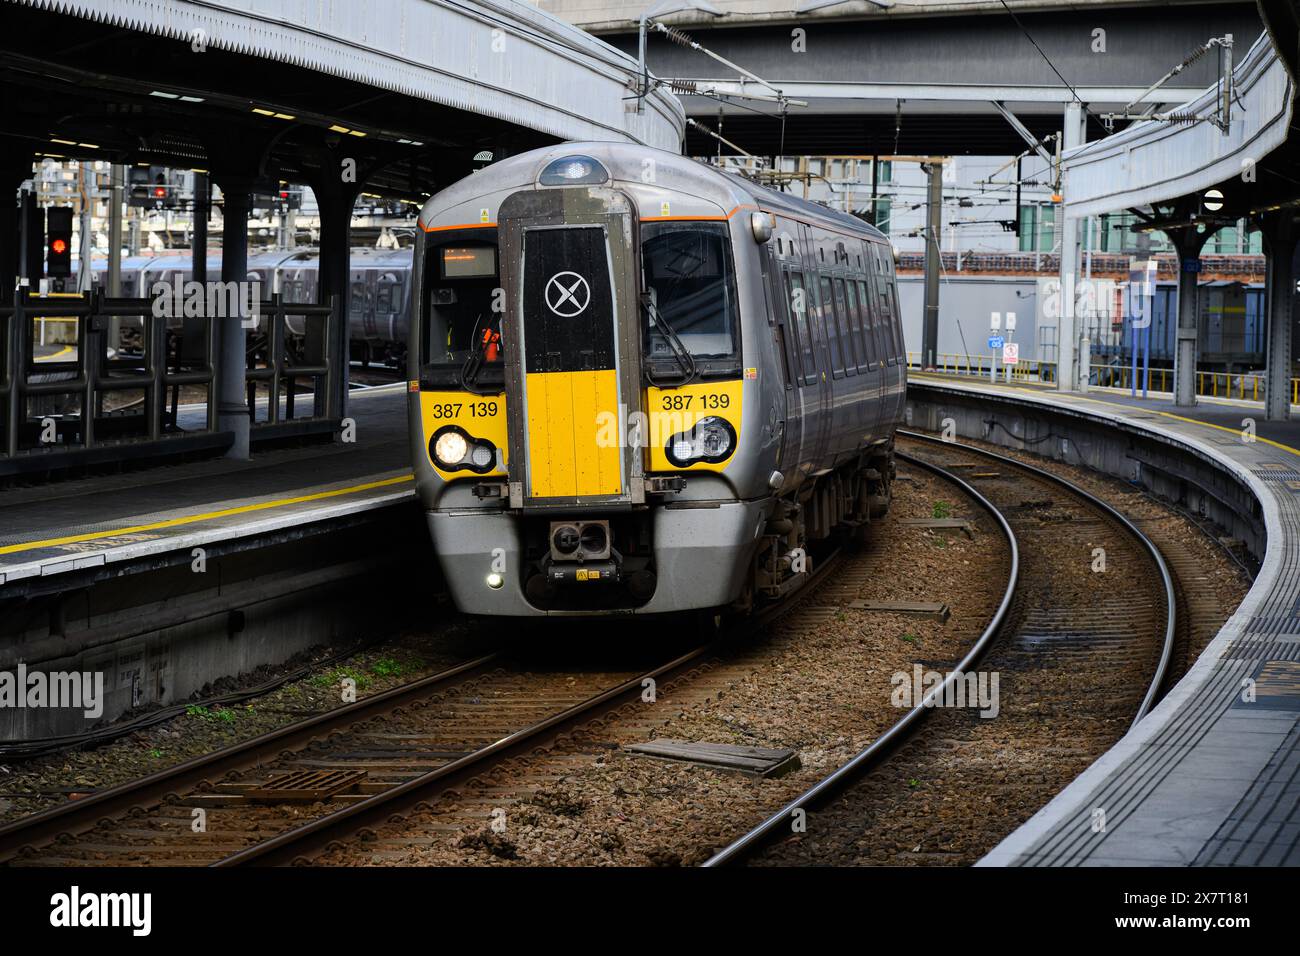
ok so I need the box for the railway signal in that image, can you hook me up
[46,206,73,277]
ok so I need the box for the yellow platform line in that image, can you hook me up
[911,372,1300,461]
[0,472,415,557]
[34,345,73,363]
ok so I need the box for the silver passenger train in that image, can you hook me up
[408,142,906,617]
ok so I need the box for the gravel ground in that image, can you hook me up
[749,435,1253,867]
[318,436,1250,869]
[942,434,1252,668]
[315,468,1014,866]
[0,619,489,824]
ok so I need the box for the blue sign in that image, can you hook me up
[988,335,1005,349]
[1182,258,1203,273]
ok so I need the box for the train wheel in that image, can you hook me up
[865,450,895,520]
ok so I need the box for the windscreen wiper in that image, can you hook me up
[460,313,500,396]
[642,290,697,387]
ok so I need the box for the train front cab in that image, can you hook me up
[411,155,768,616]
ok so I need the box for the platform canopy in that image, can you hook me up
[1,0,685,196]
[1061,29,1296,221]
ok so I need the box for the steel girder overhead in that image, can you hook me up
[573,1,1265,155]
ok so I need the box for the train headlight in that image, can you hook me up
[665,416,737,467]
[539,154,609,186]
[430,427,498,473]
[433,430,468,467]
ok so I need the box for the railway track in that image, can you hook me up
[707,431,1176,865]
[306,461,1015,866]
[0,548,846,867]
[3,434,1182,868]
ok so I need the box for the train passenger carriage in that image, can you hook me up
[408,142,906,617]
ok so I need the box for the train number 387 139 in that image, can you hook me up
[659,393,730,411]
[428,401,499,419]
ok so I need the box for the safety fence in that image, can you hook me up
[0,289,341,476]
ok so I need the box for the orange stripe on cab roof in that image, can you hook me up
[642,204,754,222]
[423,221,497,232]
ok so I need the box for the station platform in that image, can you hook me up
[917,371,1300,450]
[909,373,1300,866]
[0,384,416,592]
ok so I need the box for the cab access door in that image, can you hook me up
[497,187,644,509]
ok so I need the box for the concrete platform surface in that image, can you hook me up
[0,385,415,587]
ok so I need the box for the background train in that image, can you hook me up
[75,249,414,365]
[408,142,907,618]
[1090,280,1265,371]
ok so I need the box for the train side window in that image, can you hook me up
[872,247,899,365]
[882,252,904,362]
[833,278,856,375]
[860,275,887,366]
[790,272,817,385]
[768,261,795,388]
[844,279,870,371]
[350,281,367,313]
[818,275,844,376]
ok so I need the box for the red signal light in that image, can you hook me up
[153,186,166,198]
[50,238,67,255]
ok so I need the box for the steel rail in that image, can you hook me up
[214,548,849,866]
[703,447,1021,866]
[0,653,500,861]
[899,430,1177,727]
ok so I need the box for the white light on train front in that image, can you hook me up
[750,211,775,243]
[486,572,504,589]
[666,416,737,467]
[539,154,609,186]
[433,431,468,467]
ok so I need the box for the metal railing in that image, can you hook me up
[0,289,342,475]
[908,351,1297,403]
[245,293,342,432]
[906,351,1058,384]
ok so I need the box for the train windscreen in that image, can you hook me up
[641,222,739,369]
[422,239,502,385]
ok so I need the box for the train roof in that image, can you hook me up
[419,141,888,244]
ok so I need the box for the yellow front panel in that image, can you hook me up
[644,379,744,473]
[525,369,622,498]
[419,390,508,481]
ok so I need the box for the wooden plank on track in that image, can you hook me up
[843,600,951,621]
[898,517,974,537]
[624,739,801,778]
